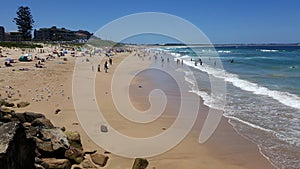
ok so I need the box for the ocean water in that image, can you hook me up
[159,45,300,169]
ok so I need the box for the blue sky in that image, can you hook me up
[0,0,299,44]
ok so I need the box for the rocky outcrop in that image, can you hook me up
[36,128,70,157]
[0,121,36,169]
[0,107,117,169]
[31,118,55,128]
[24,112,46,122]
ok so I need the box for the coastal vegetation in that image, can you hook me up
[13,6,35,41]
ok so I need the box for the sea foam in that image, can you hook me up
[176,56,300,110]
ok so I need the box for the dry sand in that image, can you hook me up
[0,46,277,169]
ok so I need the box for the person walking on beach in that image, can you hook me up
[98,64,101,72]
[104,61,109,73]
[109,57,113,65]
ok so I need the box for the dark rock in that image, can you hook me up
[32,118,55,129]
[132,158,149,169]
[25,126,39,139]
[2,114,12,122]
[81,159,97,168]
[0,98,14,107]
[36,139,53,152]
[42,158,71,169]
[0,108,14,113]
[3,101,14,107]
[17,101,30,108]
[64,146,84,164]
[83,150,97,155]
[0,121,36,169]
[15,113,26,122]
[61,127,66,132]
[90,153,109,167]
[24,112,45,122]
[36,128,70,157]
[100,125,108,132]
[55,109,61,114]
[0,108,15,121]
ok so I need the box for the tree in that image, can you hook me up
[13,6,35,41]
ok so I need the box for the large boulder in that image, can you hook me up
[90,153,109,167]
[24,112,45,123]
[15,113,26,122]
[42,158,71,169]
[3,102,14,107]
[32,118,55,129]
[64,131,83,150]
[0,98,14,107]
[36,128,70,157]
[0,108,15,122]
[0,121,36,169]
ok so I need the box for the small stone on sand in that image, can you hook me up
[100,125,108,133]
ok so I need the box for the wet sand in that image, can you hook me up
[94,51,277,169]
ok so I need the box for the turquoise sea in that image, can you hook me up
[159,45,300,169]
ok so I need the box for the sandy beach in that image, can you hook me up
[0,46,277,169]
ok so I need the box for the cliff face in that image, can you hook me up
[0,121,36,169]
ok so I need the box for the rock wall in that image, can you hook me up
[0,121,36,169]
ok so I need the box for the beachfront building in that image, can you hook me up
[34,26,92,42]
[0,26,5,41]
[5,32,23,41]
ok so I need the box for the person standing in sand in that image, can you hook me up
[98,64,101,72]
[104,61,109,73]
[109,57,113,65]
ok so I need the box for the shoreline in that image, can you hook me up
[94,50,277,168]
